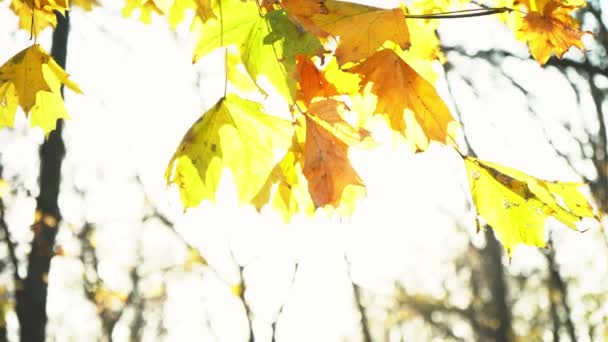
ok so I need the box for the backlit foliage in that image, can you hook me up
[0,0,599,255]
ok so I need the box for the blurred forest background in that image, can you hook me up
[0,0,607,341]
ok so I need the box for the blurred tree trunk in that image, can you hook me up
[480,229,511,342]
[15,11,70,342]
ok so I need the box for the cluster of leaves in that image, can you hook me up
[0,0,599,255]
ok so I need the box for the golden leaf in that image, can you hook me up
[521,0,587,65]
[349,49,456,151]
[0,45,82,135]
[465,156,599,256]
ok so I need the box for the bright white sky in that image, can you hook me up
[0,1,606,341]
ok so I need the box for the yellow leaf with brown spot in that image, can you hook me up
[520,0,587,65]
[0,45,82,135]
[166,95,293,208]
[349,49,456,151]
[465,156,599,256]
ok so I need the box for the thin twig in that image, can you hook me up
[0,199,20,284]
[405,7,515,19]
[344,254,372,342]
[270,262,299,342]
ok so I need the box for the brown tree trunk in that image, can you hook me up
[15,11,70,342]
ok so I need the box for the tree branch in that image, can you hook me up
[16,11,70,342]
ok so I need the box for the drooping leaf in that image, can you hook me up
[0,45,82,135]
[307,0,410,65]
[303,100,366,210]
[465,156,598,256]
[165,94,293,208]
[520,0,587,65]
[349,49,456,151]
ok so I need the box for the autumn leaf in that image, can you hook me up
[520,0,587,65]
[252,138,315,220]
[303,99,366,210]
[306,0,410,65]
[226,49,258,93]
[123,0,213,26]
[123,0,165,23]
[10,0,69,34]
[465,156,598,256]
[170,0,215,29]
[71,0,99,11]
[349,49,456,151]
[0,83,18,128]
[281,0,328,35]
[402,0,444,61]
[193,0,322,100]
[306,99,370,146]
[295,55,338,105]
[264,9,324,94]
[0,45,82,135]
[165,94,293,208]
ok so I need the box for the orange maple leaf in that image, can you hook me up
[293,0,410,65]
[281,0,328,35]
[349,49,456,151]
[303,99,365,208]
[295,55,338,105]
[521,0,587,65]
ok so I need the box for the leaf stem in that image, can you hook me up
[219,0,227,99]
[29,0,37,42]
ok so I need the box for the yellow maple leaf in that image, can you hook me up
[0,83,19,128]
[0,45,82,135]
[123,0,164,23]
[168,0,215,29]
[305,0,410,65]
[166,94,293,208]
[349,49,456,151]
[520,0,587,65]
[71,0,99,11]
[252,140,315,220]
[465,156,599,256]
[10,0,69,34]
